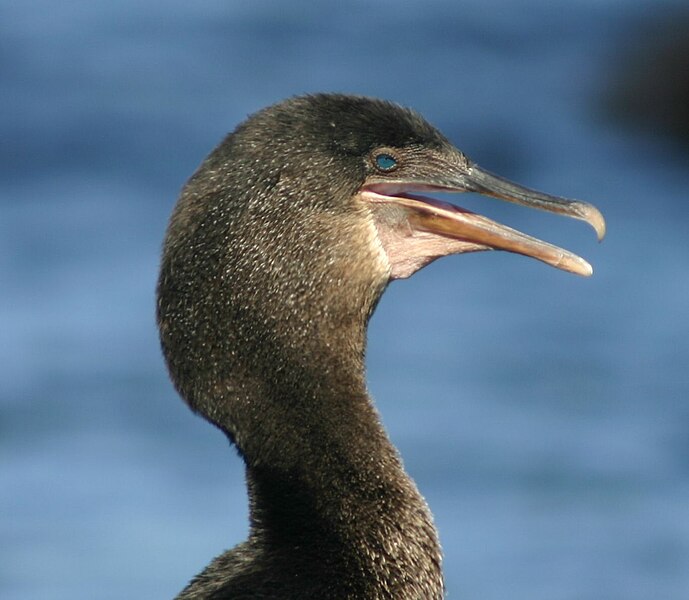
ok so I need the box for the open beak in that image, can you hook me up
[361,162,605,280]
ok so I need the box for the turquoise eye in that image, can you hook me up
[375,153,397,171]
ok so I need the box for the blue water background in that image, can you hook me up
[2,1,688,598]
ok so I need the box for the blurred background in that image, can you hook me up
[2,1,688,598]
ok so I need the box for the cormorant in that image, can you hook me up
[157,94,605,599]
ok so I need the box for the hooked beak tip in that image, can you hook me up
[574,201,606,242]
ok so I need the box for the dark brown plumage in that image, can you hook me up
[157,94,604,599]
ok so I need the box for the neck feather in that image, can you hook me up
[211,350,443,597]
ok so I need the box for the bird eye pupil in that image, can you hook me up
[375,153,397,171]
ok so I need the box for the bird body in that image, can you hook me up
[157,94,604,598]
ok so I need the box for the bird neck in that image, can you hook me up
[215,333,443,596]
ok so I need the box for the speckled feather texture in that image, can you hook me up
[157,95,451,598]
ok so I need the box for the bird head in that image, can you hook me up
[209,94,604,283]
[158,94,605,415]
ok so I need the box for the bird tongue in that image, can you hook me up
[361,188,596,280]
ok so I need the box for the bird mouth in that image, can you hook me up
[360,164,605,280]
